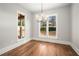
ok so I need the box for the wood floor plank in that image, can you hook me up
[1,40,78,56]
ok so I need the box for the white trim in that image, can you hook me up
[0,39,31,55]
[17,10,25,16]
[32,38,70,45]
[70,43,79,55]
[48,14,58,38]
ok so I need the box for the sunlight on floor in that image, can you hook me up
[40,44,46,48]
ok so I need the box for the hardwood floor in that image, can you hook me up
[1,40,78,56]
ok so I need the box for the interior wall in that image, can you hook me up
[0,3,32,49]
[71,4,79,49]
[32,5,71,42]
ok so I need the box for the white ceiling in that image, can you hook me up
[20,3,70,13]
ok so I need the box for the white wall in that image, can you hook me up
[0,3,32,49]
[32,5,71,42]
[72,4,79,49]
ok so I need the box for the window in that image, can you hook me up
[39,14,57,38]
[48,16,56,36]
[40,21,47,36]
[17,13,25,39]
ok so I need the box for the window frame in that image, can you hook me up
[39,14,58,39]
[17,10,26,41]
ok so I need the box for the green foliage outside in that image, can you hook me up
[41,27,56,31]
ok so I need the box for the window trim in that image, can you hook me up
[39,14,58,39]
[17,10,26,41]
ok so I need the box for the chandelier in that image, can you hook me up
[35,3,47,22]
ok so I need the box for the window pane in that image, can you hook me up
[40,21,46,36]
[48,27,56,36]
[18,13,25,39]
[48,16,56,36]
[21,26,25,38]
[48,16,56,26]
[41,21,46,27]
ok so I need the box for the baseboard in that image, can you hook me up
[70,43,79,55]
[0,39,31,55]
[32,37,70,45]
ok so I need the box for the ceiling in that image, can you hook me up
[20,3,70,13]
